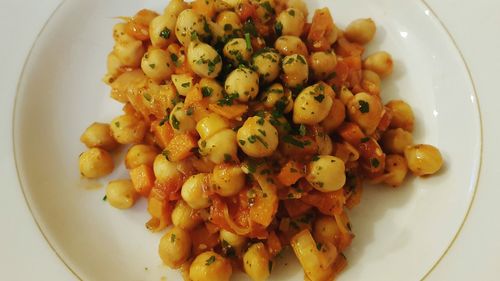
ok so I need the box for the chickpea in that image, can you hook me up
[188,41,223,78]
[261,83,292,113]
[321,98,346,133]
[172,74,194,96]
[189,251,232,281]
[105,180,138,209]
[181,174,211,209]
[153,154,181,183]
[220,229,247,253]
[125,144,158,169]
[347,92,383,135]
[404,144,443,176]
[79,148,114,178]
[175,9,208,46]
[361,70,381,96]
[345,18,376,44]
[211,164,245,196]
[224,38,253,64]
[149,14,177,48]
[159,226,192,269]
[282,54,308,88]
[141,49,174,81]
[363,51,394,78]
[237,116,279,158]
[112,22,135,43]
[386,100,415,132]
[199,78,225,104]
[306,155,346,192]
[314,216,339,243]
[201,129,239,164]
[287,0,308,18]
[381,128,413,154]
[274,36,308,57]
[310,51,337,81]
[293,84,333,125]
[110,114,147,144]
[164,0,189,17]
[80,122,118,151]
[339,86,354,105]
[224,66,260,102]
[276,8,306,37]
[170,102,197,133]
[172,200,203,230]
[384,154,408,187]
[113,40,145,68]
[252,49,282,83]
[103,52,125,84]
[243,243,270,281]
[196,113,230,140]
[216,11,242,34]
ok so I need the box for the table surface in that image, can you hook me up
[0,1,498,280]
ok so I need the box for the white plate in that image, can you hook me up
[11,0,481,280]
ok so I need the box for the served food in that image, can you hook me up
[78,0,444,280]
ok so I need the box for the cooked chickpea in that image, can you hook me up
[363,51,394,78]
[188,41,223,78]
[164,0,189,17]
[199,78,225,103]
[306,155,346,192]
[314,216,339,243]
[153,154,181,183]
[125,144,158,169]
[293,84,333,125]
[181,174,211,209]
[113,40,145,68]
[287,0,308,17]
[310,51,337,81]
[110,114,147,144]
[79,148,114,178]
[386,100,415,132]
[112,22,135,43]
[347,92,383,135]
[172,74,194,96]
[175,9,208,46]
[274,36,308,57]
[170,102,197,133]
[252,49,282,83]
[149,14,177,48]
[261,83,292,113]
[237,116,279,158]
[104,52,124,84]
[361,70,381,95]
[201,129,239,164]
[339,86,354,105]
[211,164,245,196]
[404,144,443,176]
[243,243,270,281]
[220,229,247,252]
[345,18,376,44]
[224,38,253,64]
[159,226,192,269]
[321,98,346,133]
[105,180,138,209]
[141,49,174,81]
[189,251,232,281]
[224,66,259,102]
[172,200,203,230]
[384,154,408,187]
[276,8,305,37]
[196,113,230,140]
[80,122,118,150]
[216,11,242,34]
[381,128,413,154]
[282,54,308,88]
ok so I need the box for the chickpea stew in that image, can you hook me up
[78,0,443,280]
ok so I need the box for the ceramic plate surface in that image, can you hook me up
[13,0,481,280]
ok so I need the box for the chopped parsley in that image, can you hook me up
[258,129,267,136]
[224,154,232,163]
[316,242,323,250]
[274,21,283,36]
[360,137,370,143]
[244,33,252,51]
[170,234,176,243]
[181,82,191,88]
[224,23,233,31]
[207,55,221,75]
[296,55,306,64]
[314,94,325,102]
[205,255,216,266]
[102,195,107,201]
[201,86,213,97]
[114,121,120,128]
[239,139,246,146]
[170,53,180,67]
[217,93,239,106]
[143,92,152,102]
[159,27,171,39]
[186,107,194,116]
[371,158,380,168]
[359,100,370,113]
[282,135,311,148]
[299,124,307,136]
[171,115,180,130]
[149,63,155,69]
[288,9,296,16]
[260,2,274,14]
[312,155,320,161]
[161,150,170,159]
[243,19,258,36]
